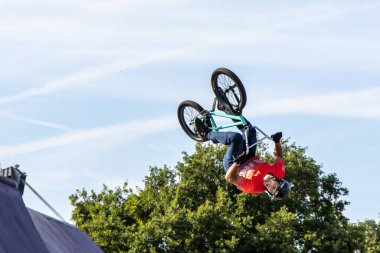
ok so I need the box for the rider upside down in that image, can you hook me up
[179,68,291,200]
[194,114,290,200]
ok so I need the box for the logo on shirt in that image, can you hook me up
[239,162,261,179]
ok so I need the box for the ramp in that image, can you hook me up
[28,209,103,253]
[0,178,49,253]
[0,177,103,253]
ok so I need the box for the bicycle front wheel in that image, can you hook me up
[211,68,247,115]
[177,100,207,142]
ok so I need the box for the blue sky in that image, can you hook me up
[0,0,379,223]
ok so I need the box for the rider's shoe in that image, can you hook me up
[194,117,211,141]
[224,106,237,116]
[217,87,228,109]
[216,100,227,111]
[216,87,237,115]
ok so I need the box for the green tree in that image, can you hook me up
[350,219,380,253]
[70,141,378,252]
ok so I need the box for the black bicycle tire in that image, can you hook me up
[211,68,247,115]
[177,100,207,142]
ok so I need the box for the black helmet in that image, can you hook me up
[266,178,291,200]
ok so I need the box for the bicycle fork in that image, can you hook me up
[243,125,272,154]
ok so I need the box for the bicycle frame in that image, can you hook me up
[204,98,250,131]
[197,99,273,154]
[208,111,248,131]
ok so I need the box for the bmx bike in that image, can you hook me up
[177,68,273,155]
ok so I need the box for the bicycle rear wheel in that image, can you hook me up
[211,68,247,115]
[177,100,207,142]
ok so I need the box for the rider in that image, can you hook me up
[194,106,290,200]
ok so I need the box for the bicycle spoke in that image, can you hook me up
[211,68,246,115]
[217,74,241,106]
[183,107,197,132]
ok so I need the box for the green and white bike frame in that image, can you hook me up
[198,99,273,155]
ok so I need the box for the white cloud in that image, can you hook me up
[0,112,73,130]
[1,1,379,107]
[2,85,378,161]
[0,47,193,105]
[0,115,177,159]
[247,86,380,119]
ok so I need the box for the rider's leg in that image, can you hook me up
[231,116,257,157]
[242,125,257,157]
[207,131,244,171]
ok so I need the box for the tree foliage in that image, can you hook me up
[70,141,379,252]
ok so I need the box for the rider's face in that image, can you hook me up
[264,178,280,195]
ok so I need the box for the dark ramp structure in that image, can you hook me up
[0,166,103,253]
[0,176,49,253]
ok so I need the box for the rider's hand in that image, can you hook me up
[234,152,248,165]
[271,132,282,143]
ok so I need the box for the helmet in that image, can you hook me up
[266,178,291,200]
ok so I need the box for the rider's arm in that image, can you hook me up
[225,163,242,186]
[274,142,283,157]
[273,141,286,177]
[272,132,284,163]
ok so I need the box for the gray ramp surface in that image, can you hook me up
[28,209,103,253]
[0,182,49,253]
[0,179,103,253]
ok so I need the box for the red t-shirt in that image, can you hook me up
[237,156,285,194]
